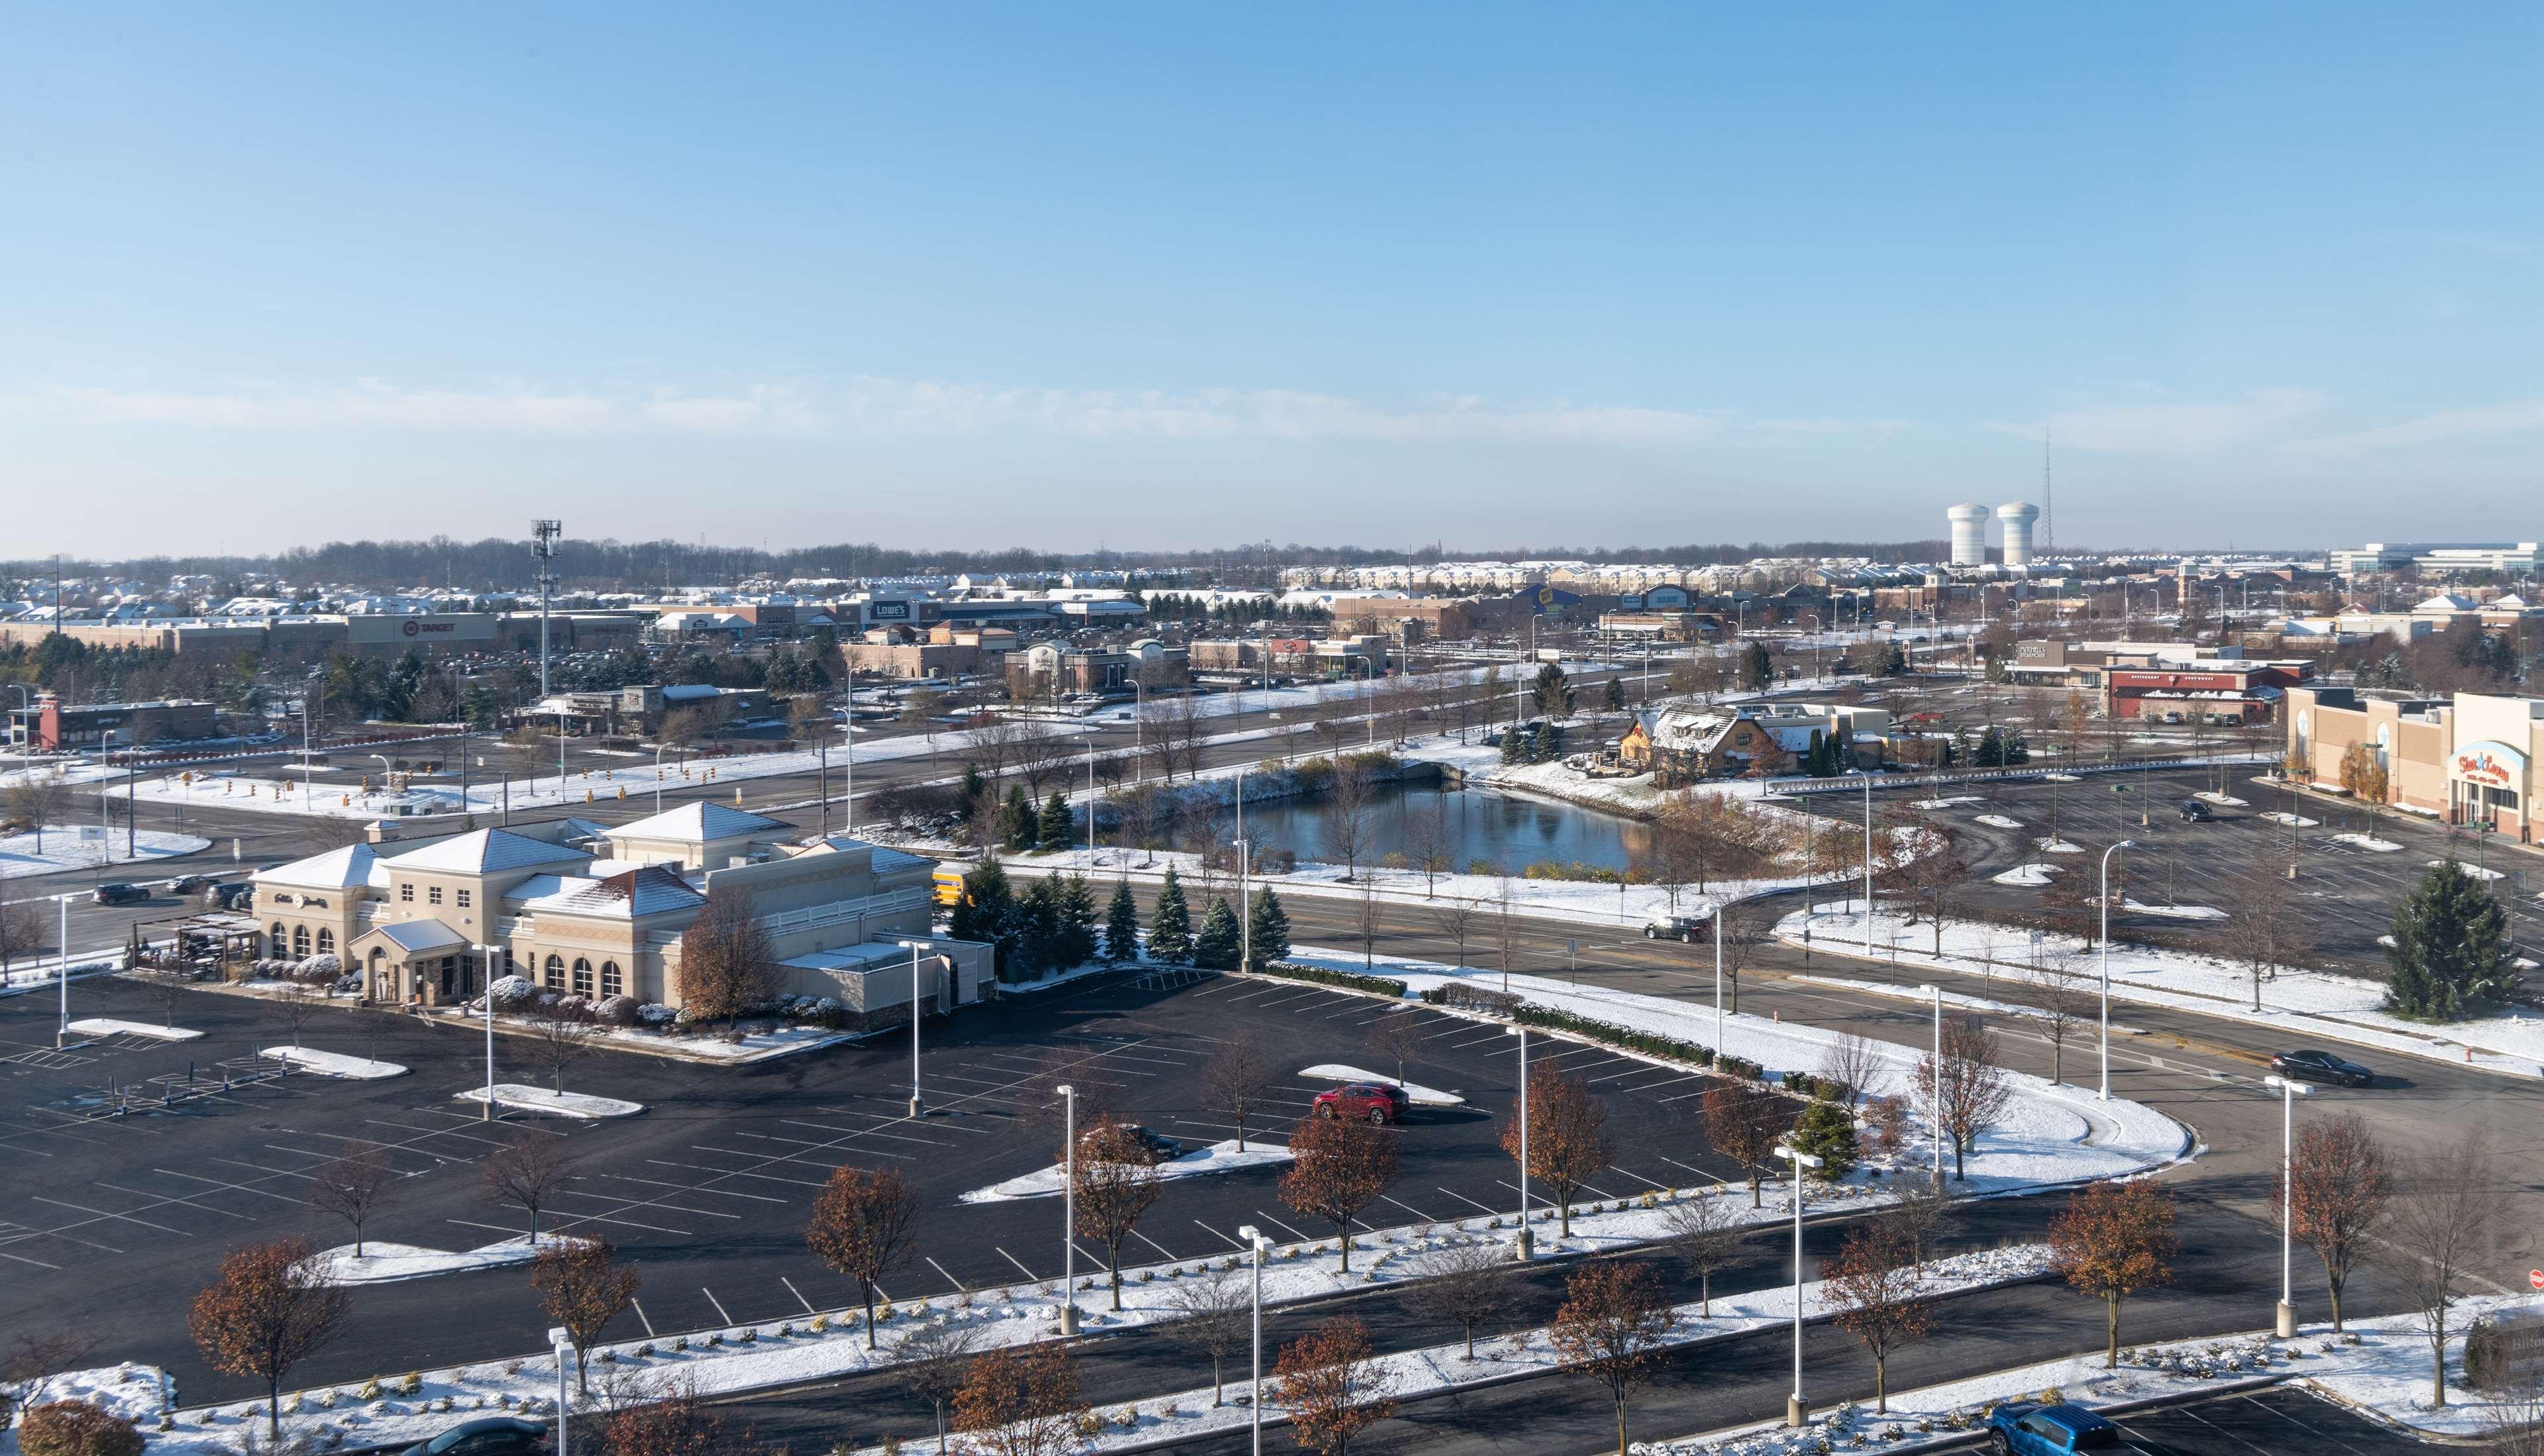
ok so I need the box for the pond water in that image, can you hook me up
[1233,782,1650,874]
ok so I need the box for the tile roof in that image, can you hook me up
[384,829,592,875]
[604,800,790,844]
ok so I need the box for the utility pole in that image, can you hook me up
[531,519,563,698]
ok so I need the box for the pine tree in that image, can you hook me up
[1602,676,1626,713]
[1037,793,1074,851]
[960,764,986,803]
[1743,641,1773,692]
[1194,898,1244,970]
[1055,874,1100,969]
[953,857,1017,979]
[1012,878,1059,980]
[2384,858,2517,1021]
[1499,725,1527,764]
[1148,867,1194,964]
[1530,719,1561,762]
[1532,662,1575,719]
[1247,886,1292,964]
[1103,878,1143,962]
[992,784,1033,855]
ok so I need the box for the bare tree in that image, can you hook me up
[805,1164,921,1347]
[1363,1012,1426,1088]
[1911,1020,2015,1180]
[1008,719,1072,800]
[2277,1111,2392,1332]
[1163,1264,1253,1404]
[531,1238,641,1395]
[1072,1121,1166,1310]
[187,1235,351,1442]
[1281,1112,1399,1272]
[1430,898,1479,972]
[1658,1190,1747,1316]
[1202,1029,1272,1151]
[480,1129,574,1245]
[2022,949,2093,1086]
[1815,1032,1881,1108]
[268,981,326,1055]
[3,1331,100,1417]
[1322,755,1376,880]
[136,962,194,1028]
[0,898,47,976]
[1404,1239,1520,1358]
[5,772,66,855]
[1354,878,1385,971]
[1016,1046,1122,1141]
[2382,1129,2516,1406]
[304,1149,399,1259]
[1492,870,1524,992]
[894,1318,984,1455]
[2218,868,2315,1012]
[675,885,773,1030]
[1880,1172,1952,1270]
[1269,1316,1398,1456]
[524,1001,597,1094]
[1702,1080,1789,1208]
[1404,809,1452,899]
[1826,1222,1933,1413]
[1548,1261,1676,1456]
[1883,821,1968,954]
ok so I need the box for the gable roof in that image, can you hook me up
[523,865,708,919]
[383,829,592,875]
[367,918,468,954]
[255,843,380,890]
[604,800,790,844]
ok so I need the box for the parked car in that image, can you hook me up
[2178,798,2214,822]
[398,1417,555,1455]
[1081,1123,1183,1165]
[92,882,148,906]
[1312,1082,1412,1124]
[1986,1401,2120,1455]
[1644,911,1711,942]
[168,874,217,893]
[2270,1048,2374,1087]
[208,882,256,910]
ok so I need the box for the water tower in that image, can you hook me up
[1947,503,1989,566]
[1995,501,2040,567]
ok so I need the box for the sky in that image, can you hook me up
[5,4,2541,560]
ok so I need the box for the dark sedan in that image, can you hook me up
[2270,1049,2374,1087]
[399,1416,554,1455]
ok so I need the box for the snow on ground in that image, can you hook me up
[2194,790,2249,806]
[419,1004,861,1065]
[1913,796,1984,809]
[0,1362,169,1439]
[2037,837,2084,854]
[1780,910,2544,1078]
[259,1046,407,1079]
[1991,863,2058,886]
[2259,811,2321,827]
[1296,1064,1466,1105]
[0,828,210,880]
[1790,973,2152,1047]
[1974,813,2024,829]
[2435,859,2508,880]
[66,1017,204,1041]
[307,1235,586,1286]
[2333,832,2403,852]
[2043,772,2081,782]
[959,1137,1296,1204]
[2120,900,2225,921]
[454,1084,645,1118]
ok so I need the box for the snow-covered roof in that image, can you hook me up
[255,843,380,890]
[523,866,707,919]
[777,940,917,974]
[371,918,468,953]
[606,800,790,843]
[384,829,592,875]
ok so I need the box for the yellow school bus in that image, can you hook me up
[933,866,967,907]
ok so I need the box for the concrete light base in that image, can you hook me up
[1788,1394,1809,1428]
[910,1096,926,1118]
[1061,1304,1080,1335]
[1512,1227,1535,1261]
[2276,1300,2296,1339]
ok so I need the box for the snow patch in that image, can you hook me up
[309,1236,591,1286]
[1991,863,2058,887]
[66,1017,204,1041]
[454,1084,645,1118]
[0,827,210,880]
[261,1045,407,1079]
[960,1137,1295,1204]
[2332,833,2402,852]
[1974,813,2024,829]
[1296,1064,1466,1106]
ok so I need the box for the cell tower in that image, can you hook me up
[531,519,563,696]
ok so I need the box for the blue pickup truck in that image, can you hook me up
[1987,1401,2121,1455]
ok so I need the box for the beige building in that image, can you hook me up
[2286,686,2541,842]
[254,803,988,1017]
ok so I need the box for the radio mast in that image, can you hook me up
[531,520,563,697]
[2042,430,2054,558]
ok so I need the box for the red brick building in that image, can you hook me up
[2104,660,2311,725]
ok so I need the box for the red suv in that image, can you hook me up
[1312,1082,1411,1124]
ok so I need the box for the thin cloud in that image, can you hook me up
[2284,397,2544,456]
[1983,388,2323,456]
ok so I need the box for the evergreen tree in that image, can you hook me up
[1247,886,1292,964]
[1102,878,1143,962]
[951,857,1017,978]
[1001,785,1036,851]
[1193,898,1244,970]
[960,764,986,804]
[1530,719,1561,762]
[1499,724,1528,764]
[1602,676,1626,713]
[2385,858,2518,1020]
[2001,727,2030,764]
[1055,874,1100,970]
[1742,640,1773,692]
[1011,878,1059,979]
[1532,662,1575,719]
[1147,867,1194,964]
[1037,793,1075,851]
[1973,726,2004,768]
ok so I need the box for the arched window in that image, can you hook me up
[315,929,334,954]
[572,958,594,997]
[544,954,564,990]
[292,925,309,958]
[270,923,288,957]
[600,961,622,998]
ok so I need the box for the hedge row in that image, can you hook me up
[1415,988,1770,1080]
[1253,961,1410,1000]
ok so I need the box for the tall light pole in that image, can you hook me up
[475,942,504,1119]
[54,892,72,1048]
[1237,1223,1272,1455]
[2263,1074,2311,1337]
[1713,912,1724,1051]
[1505,1025,1533,1259]
[841,717,856,838]
[1057,1082,1079,1333]
[1232,837,1252,972]
[1917,984,1942,1186]
[2097,839,2133,1100]
[549,1325,572,1456]
[898,939,933,1118]
[1773,1143,1824,1426]
[652,741,670,812]
[1860,774,1874,922]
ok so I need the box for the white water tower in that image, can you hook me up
[1995,501,2040,566]
[1947,503,1989,566]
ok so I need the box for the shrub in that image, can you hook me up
[1423,984,1520,1015]
[17,1400,146,1456]
[594,994,640,1027]
[1787,1100,1859,1178]
[1255,962,1406,998]
[487,975,536,1012]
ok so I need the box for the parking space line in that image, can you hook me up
[602,1173,787,1204]
[0,1247,62,1270]
[996,1247,1039,1282]
[780,1119,955,1148]
[1251,1210,1313,1242]
[629,1299,657,1337]
[152,1167,304,1204]
[29,1195,191,1237]
[646,1160,826,1188]
[1320,1003,1373,1019]
[2160,1402,2281,1456]
[1131,1229,1180,1263]
[814,1105,999,1136]
[554,1186,740,1221]
[1435,1186,1500,1216]
[1656,1155,1730,1188]
[1191,1220,1244,1250]
[701,1288,735,1327]
[208,1157,319,1183]
[542,1207,697,1237]
[926,1257,969,1292]
[780,1275,818,1314]
[1379,1194,1438,1222]
[97,1181,251,1218]
[730,1131,908,1162]
[1607,1164,1668,1190]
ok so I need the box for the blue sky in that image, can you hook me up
[6,5,2541,558]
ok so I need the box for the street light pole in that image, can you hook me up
[476,941,504,1119]
[898,939,933,1118]
[1774,1143,1824,1426]
[1713,912,1724,1051]
[1917,984,1941,1186]
[549,1326,572,1456]
[1860,774,1874,922]
[2264,1074,2311,1337]
[1057,1082,1079,1333]
[1505,1025,1532,1259]
[2098,839,2133,1100]
[55,892,71,1048]
[1238,1223,1271,1455]
[1233,837,1251,972]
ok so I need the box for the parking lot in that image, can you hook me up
[2066,1385,2438,1456]
[0,966,1740,1405]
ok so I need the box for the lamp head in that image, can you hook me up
[2263,1074,2312,1096]
[1772,1144,1824,1169]
[897,939,933,951]
[1055,1083,1074,1097]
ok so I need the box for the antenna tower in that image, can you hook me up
[531,519,563,696]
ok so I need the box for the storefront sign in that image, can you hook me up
[2451,740,2527,790]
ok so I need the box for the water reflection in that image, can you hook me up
[1234,783,1650,873]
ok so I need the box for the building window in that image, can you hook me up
[399,883,415,903]
[315,929,333,954]
[600,961,622,998]
[544,954,564,990]
[292,925,309,958]
[270,923,288,957]
[572,959,594,997]
[428,885,444,906]
[456,889,472,909]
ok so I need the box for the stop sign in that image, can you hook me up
[2529,1269,2543,1291]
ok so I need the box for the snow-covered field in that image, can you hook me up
[959,1137,1294,1204]
[1779,910,2544,1078]
[0,828,209,879]
[453,1084,644,1118]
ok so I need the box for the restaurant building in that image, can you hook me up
[2285,686,2543,843]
